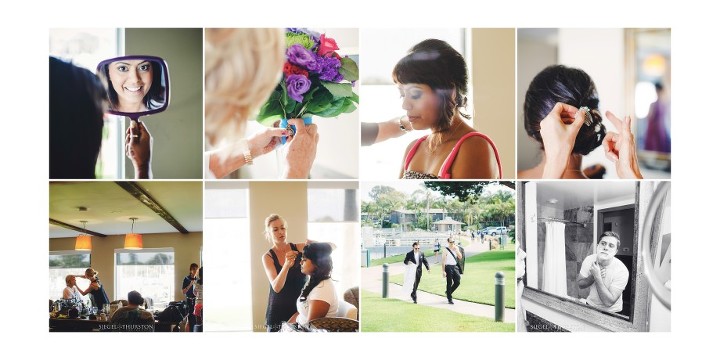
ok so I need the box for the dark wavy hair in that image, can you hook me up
[392,39,470,132]
[523,65,606,155]
[50,57,106,179]
[105,60,165,111]
[197,266,203,285]
[298,243,333,302]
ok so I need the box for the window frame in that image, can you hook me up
[49,250,92,301]
[113,247,175,306]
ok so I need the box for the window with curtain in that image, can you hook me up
[359,28,471,179]
[307,184,360,297]
[49,251,91,301]
[203,184,250,331]
[115,248,174,309]
[49,28,124,179]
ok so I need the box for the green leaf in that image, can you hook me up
[321,81,353,99]
[314,98,350,118]
[257,114,282,127]
[257,90,283,121]
[339,57,359,82]
[279,80,290,106]
[350,91,359,104]
[305,88,334,113]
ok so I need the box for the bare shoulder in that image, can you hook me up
[451,135,499,179]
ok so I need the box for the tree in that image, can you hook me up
[369,185,397,202]
[374,190,407,228]
[424,181,515,202]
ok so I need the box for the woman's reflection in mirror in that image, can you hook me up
[105,60,165,112]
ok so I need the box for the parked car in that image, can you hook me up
[481,226,507,236]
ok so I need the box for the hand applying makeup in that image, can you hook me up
[602,111,643,179]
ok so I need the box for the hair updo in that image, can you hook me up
[523,65,606,155]
[392,39,470,131]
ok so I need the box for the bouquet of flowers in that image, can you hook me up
[257,28,359,125]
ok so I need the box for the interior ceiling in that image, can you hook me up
[537,181,636,210]
[49,181,202,238]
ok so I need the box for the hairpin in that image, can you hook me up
[579,106,593,126]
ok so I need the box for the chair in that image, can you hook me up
[343,286,359,319]
[308,317,359,332]
[337,300,358,320]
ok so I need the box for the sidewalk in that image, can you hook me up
[362,239,515,323]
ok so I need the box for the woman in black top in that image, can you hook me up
[76,268,109,311]
[261,214,311,332]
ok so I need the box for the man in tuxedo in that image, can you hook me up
[404,242,430,304]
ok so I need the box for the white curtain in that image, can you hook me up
[542,221,567,296]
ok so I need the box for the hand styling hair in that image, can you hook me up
[523,65,606,155]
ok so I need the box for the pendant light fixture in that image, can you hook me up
[124,217,143,249]
[75,220,92,251]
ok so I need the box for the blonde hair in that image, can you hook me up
[264,213,286,242]
[65,275,75,286]
[205,28,285,148]
[85,268,97,278]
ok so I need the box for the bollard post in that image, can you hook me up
[382,263,389,298]
[383,242,387,258]
[365,249,370,268]
[495,272,505,322]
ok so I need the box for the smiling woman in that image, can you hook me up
[108,60,154,112]
[98,56,169,115]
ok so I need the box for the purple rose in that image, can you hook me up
[316,56,344,82]
[287,44,318,71]
[286,74,311,103]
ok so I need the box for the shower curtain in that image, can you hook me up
[542,221,567,296]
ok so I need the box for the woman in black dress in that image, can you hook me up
[261,214,310,332]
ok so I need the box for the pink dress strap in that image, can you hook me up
[404,132,502,179]
[404,135,430,171]
[438,132,502,179]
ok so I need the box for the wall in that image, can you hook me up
[50,232,203,301]
[248,182,308,332]
[517,30,557,171]
[558,28,626,178]
[125,28,203,179]
[471,28,515,177]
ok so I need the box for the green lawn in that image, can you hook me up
[389,249,515,308]
[370,249,435,267]
[360,290,514,332]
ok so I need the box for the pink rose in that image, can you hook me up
[318,34,340,57]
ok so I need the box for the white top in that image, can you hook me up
[414,251,420,266]
[579,254,629,313]
[295,279,338,326]
[63,286,82,302]
[444,247,458,266]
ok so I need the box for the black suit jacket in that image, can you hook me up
[404,250,430,271]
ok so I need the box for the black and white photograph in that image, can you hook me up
[516,181,671,332]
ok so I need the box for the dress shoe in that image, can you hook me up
[448,299,454,304]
